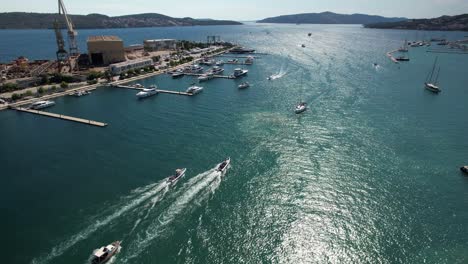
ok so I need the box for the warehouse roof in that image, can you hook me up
[88,36,122,42]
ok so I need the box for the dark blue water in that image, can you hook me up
[1,24,468,264]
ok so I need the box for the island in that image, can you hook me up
[257,12,406,24]
[364,14,468,31]
[0,12,242,29]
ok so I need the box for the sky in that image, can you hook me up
[1,0,467,20]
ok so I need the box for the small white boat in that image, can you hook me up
[245,56,254,64]
[425,83,441,93]
[91,241,121,264]
[200,59,215,65]
[232,68,248,78]
[133,83,144,88]
[70,90,91,97]
[216,60,225,66]
[136,86,158,98]
[198,74,213,82]
[295,102,307,114]
[461,166,468,175]
[171,69,184,78]
[425,58,441,93]
[30,100,55,110]
[186,85,204,94]
[238,82,250,89]
[216,158,231,174]
[227,59,238,64]
[209,66,224,75]
[167,168,187,185]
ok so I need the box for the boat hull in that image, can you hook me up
[167,168,187,185]
[216,158,231,174]
[425,83,441,93]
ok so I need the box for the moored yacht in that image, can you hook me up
[30,100,55,110]
[232,68,248,78]
[209,66,224,75]
[171,69,184,78]
[295,102,307,114]
[200,58,215,65]
[91,241,121,264]
[216,158,231,174]
[198,73,213,82]
[245,56,254,64]
[136,85,158,98]
[186,85,204,94]
[167,168,187,185]
[216,60,225,66]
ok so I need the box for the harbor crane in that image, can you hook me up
[53,0,78,72]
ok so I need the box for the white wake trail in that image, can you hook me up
[32,180,169,264]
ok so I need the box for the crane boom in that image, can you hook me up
[58,0,78,56]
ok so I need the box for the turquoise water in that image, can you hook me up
[1,24,468,264]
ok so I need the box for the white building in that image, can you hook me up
[109,58,153,75]
[144,39,177,51]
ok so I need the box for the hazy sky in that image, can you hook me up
[1,0,468,20]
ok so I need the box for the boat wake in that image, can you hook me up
[122,167,224,262]
[32,180,169,264]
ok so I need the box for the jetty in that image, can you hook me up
[13,107,108,127]
[112,85,192,96]
[184,73,235,79]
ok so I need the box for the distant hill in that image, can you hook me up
[257,12,406,24]
[0,12,242,29]
[365,14,468,31]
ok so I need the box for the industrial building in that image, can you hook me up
[87,36,126,65]
[144,39,177,52]
[109,58,153,75]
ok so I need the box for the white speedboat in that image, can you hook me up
[245,56,254,64]
[216,158,231,174]
[425,83,441,93]
[209,66,224,75]
[133,83,144,88]
[425,58,441,93]
[238,82,250,89]
[200,59,215,65]
[186,85,204,94]
[216,60,225,66]
[295,102,307,114]
[171,69,184,78]
[198,74,213,82]
[91,241,121,264]
[30,100,55,110]
[227,59,238,64]
[136,86,158,98]
[167,168,187,185]
[232,68,248,78]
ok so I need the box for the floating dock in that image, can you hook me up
[14,107,108,127]
[112,85,192,96]
[184,73,235,79]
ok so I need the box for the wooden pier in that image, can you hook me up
[14,107,108,127]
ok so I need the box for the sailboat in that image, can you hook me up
[398,39,409,52]
[295,71,308,114]
[425,57,441,93]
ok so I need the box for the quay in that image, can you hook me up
[113,85,192,96]
[13,107,108,127]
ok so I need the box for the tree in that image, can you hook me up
[87,71,103,81]
[37,87,45,94]
[11,93,21,100]
[25,90,33,97]
[60,81,69,89]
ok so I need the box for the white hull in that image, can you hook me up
[136,89,158,98]
[30,101,55,110]
[216,158,231,174]
[425,83,441,93]
[167,168,187,185]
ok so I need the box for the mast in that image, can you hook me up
[428,57,438,83]
[434,67,441,85]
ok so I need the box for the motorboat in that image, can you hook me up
[301,44,306,48]
[136,86,158,98]
[238,82,250,89]
[209,66,224,75]
[186,85,204,94]
[166,168,187,185]
[198,74,213,82]
[171,69,184,78]
[216,60,225,66]
[232,68,248,78]
[295,102,307,114]
[230,47,255,54]
[216,158,231,174]
[395,56,410,62]
[245,56,254,64]
[200,59,215,65]
[30,100,55,110]
[91,241,121,264]
[184,65,203,73]
[227,59,238,64]
[70,90,91,97]
[133,83,144,88]
[460,166,468,175]
[425,83,441,93]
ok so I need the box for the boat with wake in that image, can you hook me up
[216,158,231,174]
[238,82,250,89]
[461,166,468,175]
[167,168,187,185]
[425,57,441,93]
[91,241,121,264]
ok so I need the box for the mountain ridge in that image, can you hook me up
[0,12,242,29]
[364,14,468,31]
[257,12,407,24]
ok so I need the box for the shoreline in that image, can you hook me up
[0,47,234,111]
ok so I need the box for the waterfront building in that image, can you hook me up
[109,58,153,75]
[87,36,126,66]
